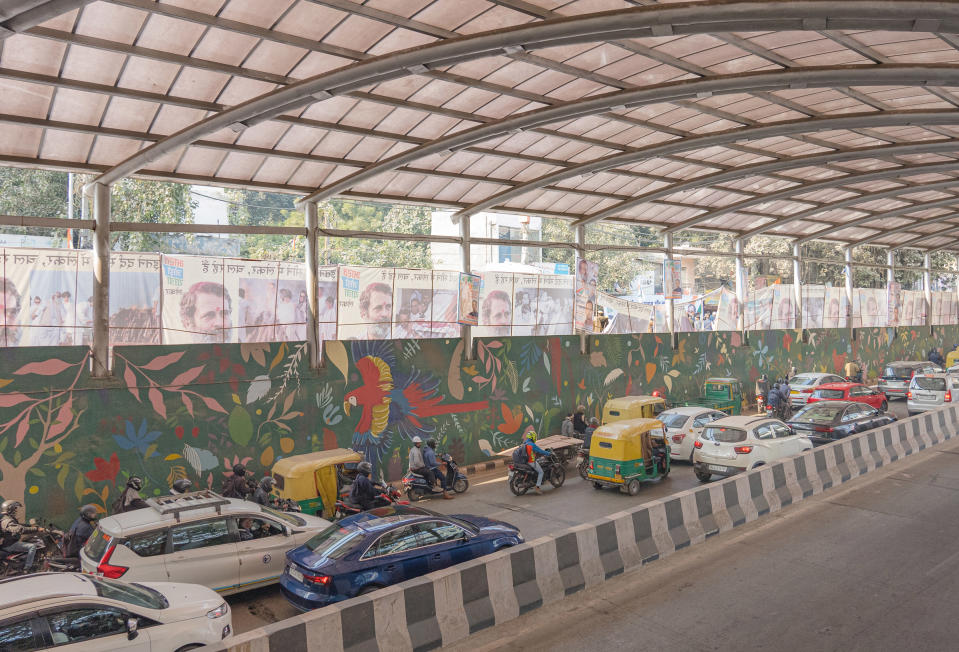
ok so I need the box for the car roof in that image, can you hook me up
[708,415,772,428]
[797,400,854,409]
[914,372,950,378]
[661,406,721,416]
[0,573,97,609]
[793,372,836,379]
[344,510,450,534]
[886,361,929,367]
[96,494,293,537]
[815,382,857,390]
[705,377,738,383]
[338,505,435,529]
[605,395,665,408]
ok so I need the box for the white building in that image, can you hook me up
[430,211,549,272]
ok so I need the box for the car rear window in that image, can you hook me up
[813,389,844,399]
[88,576,169,610]
[884,365,913,378]
[304,524,364,560]
[659,413,688,429]
[261,505,305,527]
[912,376,946,391]
[791,376,818,386]
[83,528,111,561]
[702,426,746,443]
[793,404,843,423]
[121,531,167,558]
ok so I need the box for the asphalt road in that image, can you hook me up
[449,409,959,652]
[227,399,913,634]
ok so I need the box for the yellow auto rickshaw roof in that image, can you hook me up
[594,418,664,440]
[271,448,363,476]
[605,395,666,409]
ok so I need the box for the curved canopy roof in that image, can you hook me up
[5,0,959,252]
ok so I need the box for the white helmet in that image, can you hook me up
[412,436,422,444]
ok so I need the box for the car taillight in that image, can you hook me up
[508,464,514,470]
[813,426,834,433]
[671,433,685,443]
[907,391,912,399]
[96,544,128,579]
[733,446,753,454]
[305,573,331,586]
[694,440,703,449]
[802,388,813,393]
[947,391,953,402]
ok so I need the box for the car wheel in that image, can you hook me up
[549,465,566,488]
[626,479,641,496]
[688,452,695,464]
[694,468,711,483]
[176,646,204,652]
[593,482,604,490]
[358,584,384,596]
[751,462,765,470]
[509,474,529,496]
[881,401,888,411]
[453,477,469,494]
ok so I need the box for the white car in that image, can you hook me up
[788,372,846,406]
[658,407,728,463]
[81,491,331,596]
[692,415,813,481]
[907,372,959,415]
[0,572,231,650]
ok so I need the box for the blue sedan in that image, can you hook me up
[279,505,523,610]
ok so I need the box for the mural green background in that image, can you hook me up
[0,325,956,525]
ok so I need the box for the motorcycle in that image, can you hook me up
[577,448,590,480]
[273,497,302,513]
[508,450,565,496]
[335,484,408,518]
[0,521,68,577]
[440,453,469,494]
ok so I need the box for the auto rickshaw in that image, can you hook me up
[946,348,959,369]
[587,418,670,495]
[679,377,747,415]
[602,395,667,425]
[271,448,364,518]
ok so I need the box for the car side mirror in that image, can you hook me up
[284,526,292,537]
[126,618,139,641]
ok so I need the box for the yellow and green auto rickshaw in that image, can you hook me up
[602,395,667,425]
[587,418,670,495]
[271,448,364,518]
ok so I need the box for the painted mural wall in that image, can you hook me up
[1,325,956,525]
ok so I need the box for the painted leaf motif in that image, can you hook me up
[0,393,32,408]
[324,340,349,381]
[123,365,139,401]
[497,404,523,434]
[198,395,227,414]
[283,392,296,415]
[448,340,465,400]
[141,351,186,371]
[645,362,657,383]
[604,369,624,386]
[228,406,253,446]
[14,418,29,447]
[47,398,73,440]
[246,375,271,404]
[181,394,194,417]
[170,365,205,387]
[164,454,183,461]
[147,387,166,419]
[13,359,73,376]
[0,379,12,389]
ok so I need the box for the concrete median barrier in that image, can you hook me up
[211,404,959,652]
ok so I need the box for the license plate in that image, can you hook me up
[707,464,729,473]
[288,566,304,583]
[790,390,799,395]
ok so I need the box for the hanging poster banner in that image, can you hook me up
[476,272,513,338]
[715,287,740,331]
[770,284,795,330]
[108,252,160,346]
[429,270,460,338]
[653,304,668,332]
[664,260,682,299]
[745,287,774,330]
[393,268,433,338]
[801,285,825,330]
[511,273,539,336]
[232,259,279,343]
[822,287,842,329]
[886,282,901,327]
[276,261,306,341]
[628,302,654,333]
[457,272,480,326]
[537,273,574,336]
[675,297,702,332]
[597,292,629,333]
[162,255,233,344]
[5,248,81,347]
[338,266,394,340]
[317,266,338,344]
[574,258,598,332]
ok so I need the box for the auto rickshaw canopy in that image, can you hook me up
[602,396,667,424]
[272,448,363,518]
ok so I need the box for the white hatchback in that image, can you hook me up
[658,407,728,463]
[692,415,813,481]
[788,372,846,406]
[80,491,331,596]
[0,572,231,650]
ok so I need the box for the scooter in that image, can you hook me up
[441,454,469,494]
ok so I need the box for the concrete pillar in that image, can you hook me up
[924,252,933,327]
[461,214,473,360]
[305,202,320,369]
[887,249,895,327]
[793,242,802,331]
[734,238,745,331]
[92,183,110,377]
[844,246,854,335]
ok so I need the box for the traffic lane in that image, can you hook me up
[448,434,959,652]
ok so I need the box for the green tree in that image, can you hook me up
[0,166,71,242]
[542,220,658,292]
[109,178,197,253]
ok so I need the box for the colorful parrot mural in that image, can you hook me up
[342,341,489,471]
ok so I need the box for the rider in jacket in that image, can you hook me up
[64,504,98,558]
[0,500,45,571]
[221,464,253,499]
[521,428,549,495]
[169,478,193,495]
[349,462,389,511]
[253,476,277,506]
[114,476,149,513]
[424,439,453,499]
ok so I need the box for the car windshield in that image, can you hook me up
[659,413,689,429]
[261,505,305,527]
[912,376,946,391]
[884,365,913,378]
[813,389,844,399]
[304,524,364,559]
[791,375,819,386]
[702,426,746,443]
[87,576,168,610]
[793,404,843,423]
[83,528,111,561]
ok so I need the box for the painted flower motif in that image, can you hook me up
[113,419,162,458]
[85,452,120,486]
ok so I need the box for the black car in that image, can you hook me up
[877,361,942,399]
[787,400,896,446]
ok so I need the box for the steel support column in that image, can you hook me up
[575,224,587,352]
[735,238,746,331]
[924,252,933,328]
[793,242,802,331]
[665,233,675,343]
[92,183,110,377]
[461,214,473,360]
[305,202,320,369]
[844,247,855,336]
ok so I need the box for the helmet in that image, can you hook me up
[412,436,422,444]
[525,427,537,441]
[260,476,277,491]
[357,461,372,476]
[127,476,143,491]
[0,500,21,517]
[79,504,98,521]
[426,438,437,449]
[589,417,599,426]
[232,464,246,477]
[171,478,193,494]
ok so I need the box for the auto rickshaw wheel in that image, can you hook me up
[549,465,565,488]
[453,477,469,493]
[659,459,670,478]
[626,479,641,496]
[593,482,604,490]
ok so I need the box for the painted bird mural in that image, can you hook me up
[343,341,489,473]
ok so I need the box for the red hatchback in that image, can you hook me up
[806,382,888,411]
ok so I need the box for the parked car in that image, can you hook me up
[658,406,727,463]
[279,505,523,611]
[806,382,888,411]
[907,372,959,415]
[80,491,332,596]
[692,415,813,482]
[787,372,846,406]
[0,572,231,650]
[788,400,896,446]
[878,361,942,399]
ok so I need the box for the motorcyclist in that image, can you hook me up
[844,358,862,383]
[408,436,427,476]
[424,439,453,500]
[0,500,44,571]
[583,417,599,451]
[521,428,550,495]
[778,378,792,420]
[113,476,149,513]
[253,476,277,506]
[169,478,193,495]
[929,347,946,368]
[221,464,253,499]
[755,374,769,412]
[64,504,98,558]
[349,462,390,511]
[767,382,781,417]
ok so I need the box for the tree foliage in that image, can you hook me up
[109,178,197,253]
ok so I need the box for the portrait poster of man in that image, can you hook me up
[511,273,539,336]
[162,255,233,344]
[107,252,160,346]
[316,266,338,344]
[276,262,306,341]
[574,258,598,332]
[457,272,481,326]
[476,272,513,338]
[770,284,795,330]
[226,259,278,343]
[7,248,81,347]
[338,266,394,340]
[664,259,683,300]
[716,287,740,331]
[802,285,825,330]
[392,268,433,339]
[746,287,774,330]
[823,287,843,329]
